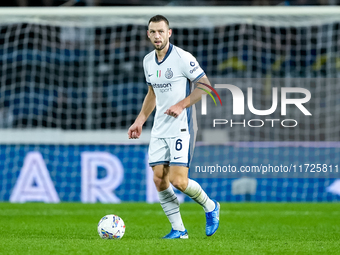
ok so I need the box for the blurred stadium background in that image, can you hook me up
[0,1,340,204]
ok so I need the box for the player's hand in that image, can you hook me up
[128,123,142,139]
[164,103,184,118]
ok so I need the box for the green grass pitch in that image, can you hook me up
[0,203,339,255]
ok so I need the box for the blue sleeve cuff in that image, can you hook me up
[192,72,205,83]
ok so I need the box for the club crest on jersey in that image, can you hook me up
[165,68,173,79]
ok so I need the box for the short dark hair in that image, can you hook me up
[148,15,169,28]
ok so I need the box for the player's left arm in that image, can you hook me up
[165,51,211,118]
[164,75,211,118]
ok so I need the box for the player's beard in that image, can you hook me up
[154,40,168,51]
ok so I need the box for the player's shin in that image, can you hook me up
[183,179,215,212]
[158,185,185,231]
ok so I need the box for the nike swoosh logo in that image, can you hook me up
[174,156,182,160]
[148,74,153,77]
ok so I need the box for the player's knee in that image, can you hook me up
[153,174,168,190]
[170,177,188,192]
[153,174,163,186]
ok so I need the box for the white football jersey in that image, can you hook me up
[143,44,205,138]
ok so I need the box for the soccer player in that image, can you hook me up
[128,15,220,239]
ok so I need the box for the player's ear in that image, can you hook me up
[147,30,150,38]
[168,28,172,38]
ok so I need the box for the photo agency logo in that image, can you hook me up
[200,84,312,128]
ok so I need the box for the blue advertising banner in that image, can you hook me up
[1,144,339,203]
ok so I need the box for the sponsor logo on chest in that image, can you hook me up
[151,83,172,93]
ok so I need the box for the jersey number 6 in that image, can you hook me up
[175,139,182,151]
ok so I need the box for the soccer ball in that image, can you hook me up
[97,214,125,239]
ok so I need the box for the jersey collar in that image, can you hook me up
[155,43,173,65]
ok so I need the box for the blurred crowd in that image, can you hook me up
[0,0,339,6]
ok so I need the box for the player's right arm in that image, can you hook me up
[128,85,156,139]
